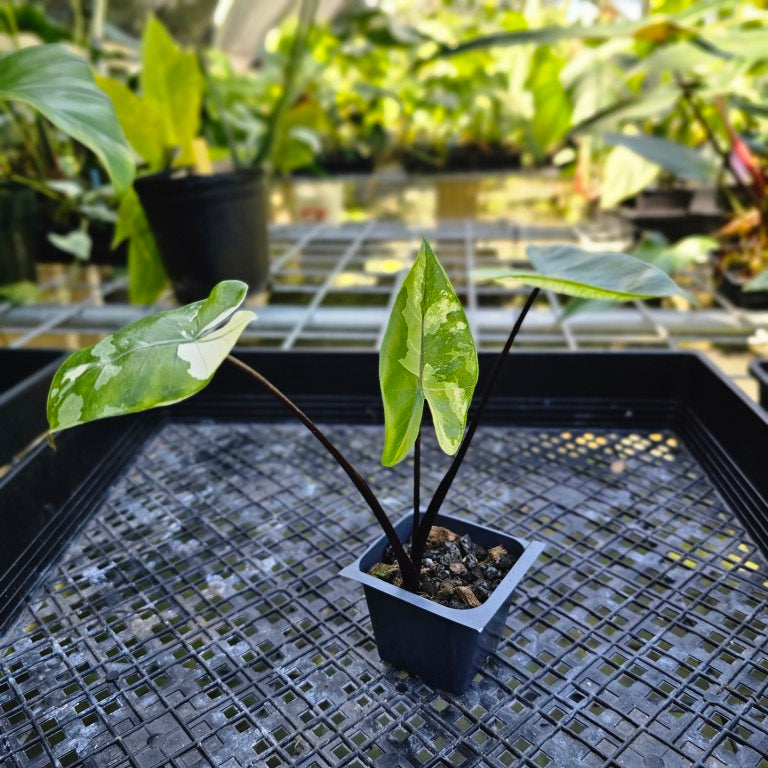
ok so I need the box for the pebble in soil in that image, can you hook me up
[369,525,516,609]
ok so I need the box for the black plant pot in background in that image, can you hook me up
[716,269,768,310]
[0,184,38,284]
[135,169,270,304]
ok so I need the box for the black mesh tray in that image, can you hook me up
[1,350,768,768]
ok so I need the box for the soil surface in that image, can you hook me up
[369,525,516,609]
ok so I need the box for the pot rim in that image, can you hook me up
[339,512,545,632]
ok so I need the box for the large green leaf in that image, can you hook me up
[113,189,167,305]
[602,132,716,183]
[561,234,711,317]
[0,44,134,192]
[48,281,255,432]
[379,239,478,467]
[476,244,688,300]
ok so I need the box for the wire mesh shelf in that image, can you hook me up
[1,220,766,355]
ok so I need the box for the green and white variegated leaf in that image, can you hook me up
[379,239,478,467]
[475,244,688,301]
[47,281,255,432]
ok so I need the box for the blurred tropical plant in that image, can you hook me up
[97,14,204,303]
[0,0,137,281]
[204,1,326,177]
[0,15,134,292]
[97,2,318,304]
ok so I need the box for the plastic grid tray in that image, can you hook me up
[1,351,767,768]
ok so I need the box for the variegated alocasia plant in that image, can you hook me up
[47,238,685,593]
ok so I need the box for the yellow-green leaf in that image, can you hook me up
[114,189,166,304]
[141,16,203,164]
[97,75,165,170]
[600,145,660,210]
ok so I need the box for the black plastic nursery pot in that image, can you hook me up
[4,350,768,767]
[631,188,694,212]
[341,513,544,694]
[618,189,726,241]
[0,184,38,284]
[0,349,65,467]
[716,269,768,309]
[134,169,270,304]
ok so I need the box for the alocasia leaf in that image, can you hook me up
[379,239,478,466]
[47,281,255,432]
[476,244,689,301]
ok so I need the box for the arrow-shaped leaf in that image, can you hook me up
[379,239,478,467]
[475,244,689,301]
[48,281,255,432]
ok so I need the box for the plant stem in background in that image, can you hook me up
[90,0,108,65]
[252,0,318,169]
[225,354,421,590]
[199,52,244,171]
[70,0,85,48]
[410,288,541,572]
[3,103,46,178]
[0,2,19,48]
[413,426,421,539]
[8,173,59,199]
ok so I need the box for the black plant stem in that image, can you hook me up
[226,354,421,590]
[410,287,541,571]
[413,427,421,543]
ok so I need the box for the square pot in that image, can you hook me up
[340,513,544,694]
